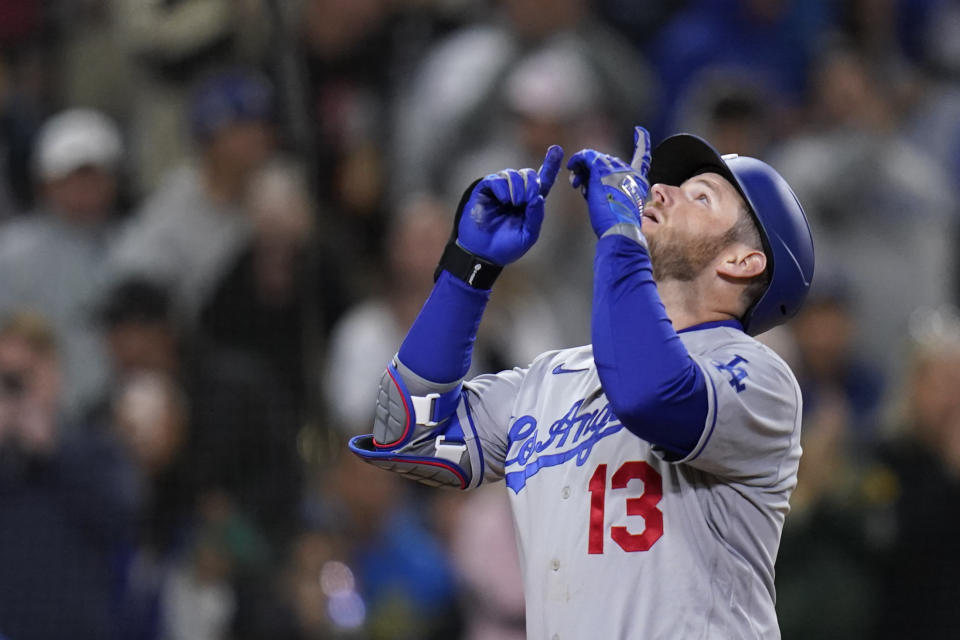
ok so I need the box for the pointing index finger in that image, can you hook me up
[537,145,565,197]
[630,126,652,179]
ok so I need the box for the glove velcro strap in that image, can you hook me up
[434,242,503,289]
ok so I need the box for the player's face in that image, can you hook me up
[642,172,746,282]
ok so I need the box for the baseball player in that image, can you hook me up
[350,127,814,639]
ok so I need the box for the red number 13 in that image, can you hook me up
[588,461,664,554]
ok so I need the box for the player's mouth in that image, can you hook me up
[642,209,662,225]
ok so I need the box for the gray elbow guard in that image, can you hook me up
[348,363,478,489]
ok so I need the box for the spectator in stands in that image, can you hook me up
[0,311,137,640]
[0,107,124,419]
[107,69,276,325]
[200,159,348,415]
[298,0,395,262]
[871,306,960,638]
[99,278,301,547]
[770,43,956,381]
[99,278,298,639]
[790,275,885,454]
[114,0,271,193]
[774,279,887,638]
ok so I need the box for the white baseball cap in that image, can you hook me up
[34,108,123,181]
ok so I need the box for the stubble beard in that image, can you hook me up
[647,227,731,283]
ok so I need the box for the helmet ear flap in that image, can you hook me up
[648,134,814,336]
[724,156,814,335]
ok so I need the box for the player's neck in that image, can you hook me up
[657,278,739,332]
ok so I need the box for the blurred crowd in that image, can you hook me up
[0,0,958,638]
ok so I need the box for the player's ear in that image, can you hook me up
[716,247,766,281]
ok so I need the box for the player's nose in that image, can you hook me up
[649,183,675,207]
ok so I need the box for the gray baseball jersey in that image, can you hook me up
[459,325,802,639]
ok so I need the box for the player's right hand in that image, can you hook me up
[457,145,564,266]
[567,126,652,238]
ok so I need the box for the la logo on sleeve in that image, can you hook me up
[712,355,749,392]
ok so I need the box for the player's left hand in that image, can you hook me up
[567,126,652,237]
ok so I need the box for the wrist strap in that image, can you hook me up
[434,242,503,289]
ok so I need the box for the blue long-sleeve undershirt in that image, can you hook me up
[592,233,709,458]
[397,270,490,384]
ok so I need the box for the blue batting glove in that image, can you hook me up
[567,126,652,238]
[457,145,564,266]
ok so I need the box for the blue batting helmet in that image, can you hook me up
[647,133,815,336]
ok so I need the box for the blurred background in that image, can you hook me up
[0,0,958,638]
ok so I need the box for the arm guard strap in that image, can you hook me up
[349,360,482,489]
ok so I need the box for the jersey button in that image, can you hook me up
[561,486,570,499]
[552,634,560,640]
[550,558,560,571]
